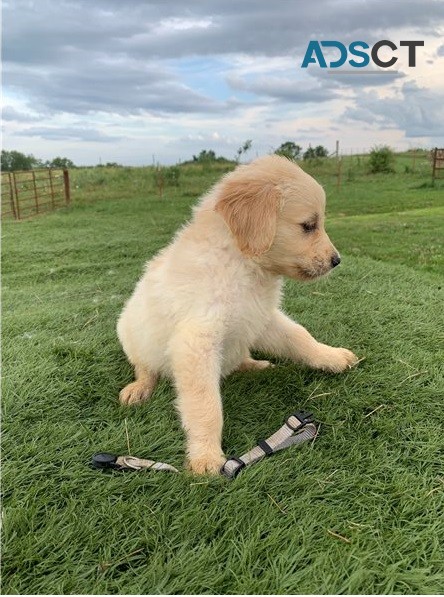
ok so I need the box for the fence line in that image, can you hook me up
[302,149,434,190]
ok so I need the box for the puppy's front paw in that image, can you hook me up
[312,346,359,373]
[187,447,226,475]
[119,381,152,406]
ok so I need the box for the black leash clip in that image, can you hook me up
[91,452,125,471]
[91,452,179,473]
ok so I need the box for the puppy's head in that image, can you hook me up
[215,155,340,281]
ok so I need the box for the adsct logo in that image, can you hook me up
[301,40,424,70]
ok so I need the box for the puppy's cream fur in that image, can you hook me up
[117,155,358,474]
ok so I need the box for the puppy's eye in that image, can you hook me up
[301,221,317,233]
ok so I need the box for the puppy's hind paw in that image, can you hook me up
[237,357,275,372]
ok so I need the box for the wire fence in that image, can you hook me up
[300,149,438,190]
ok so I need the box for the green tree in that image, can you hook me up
[47,156,75,169]
[192,149,217,163]
[303,144,329,160]
[368,145,395,173]
[275,141,302,160]
[303,145,316,160]
[314,145,328,158]
[1,150,39,171]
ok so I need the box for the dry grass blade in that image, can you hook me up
[364,404,385,418]
[396,370,428,386]
[124,417,131,455]
[266,493,287,515]
[99,548,145,572]
[327,529,351,544]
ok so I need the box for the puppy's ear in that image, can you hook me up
[215,179,281,257]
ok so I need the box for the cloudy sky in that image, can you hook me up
[3,0,444,165]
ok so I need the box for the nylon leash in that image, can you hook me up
[220,410,316,479]
[91,453,179,473]
[91,410,317,479]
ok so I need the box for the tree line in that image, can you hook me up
[274,142,329,160]
[2,141,330,172]
[190,141,329,164]
[1,150,75,172]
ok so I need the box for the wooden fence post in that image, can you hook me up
[49,168,56,209]
[32,170,39,214]
[431,147,437,186]
[12,172,21,220]
[63,169,71,204]
[8,172,17,220]
[336,157,342,190]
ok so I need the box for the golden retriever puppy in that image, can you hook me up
[117,155,358,474]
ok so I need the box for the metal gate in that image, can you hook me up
[1,168,70,220]
[432,148,444,184]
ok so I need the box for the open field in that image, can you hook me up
[2,158,444,594]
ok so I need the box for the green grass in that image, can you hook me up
[2,160,444,594]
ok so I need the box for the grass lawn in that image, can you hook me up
[2,160,444,594]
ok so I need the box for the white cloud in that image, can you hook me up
[158,17,214,33]
[344,81,444,138]
[3,0,444,164]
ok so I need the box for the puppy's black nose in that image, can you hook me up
[331,254,341,268]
